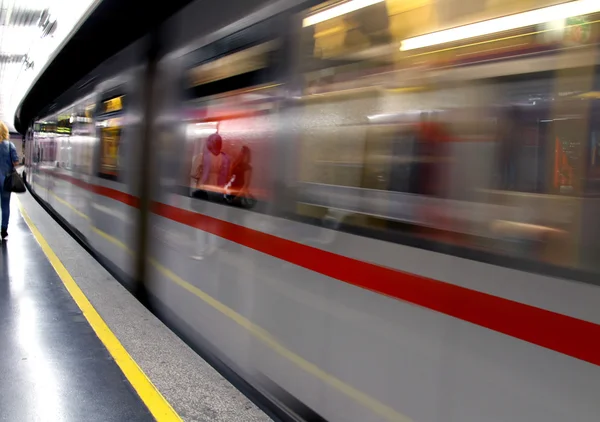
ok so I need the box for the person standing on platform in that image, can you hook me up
[0,122,20,239]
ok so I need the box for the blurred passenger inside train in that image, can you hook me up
[190,132,231,201]
[496,107,521,191]
[224,145,255,208]
[408,113,452,198]
[189,132,231,259]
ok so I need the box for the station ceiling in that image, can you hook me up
[0,0,100,133]
[13,0,195,134]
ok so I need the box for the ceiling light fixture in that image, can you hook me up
[302,0,384,27]
[400,0,600,51]
[38,9,57,38]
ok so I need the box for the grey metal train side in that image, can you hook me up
[26,38,149,286]
[25,1,600,422]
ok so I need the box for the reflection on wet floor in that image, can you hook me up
[0,199,152,422]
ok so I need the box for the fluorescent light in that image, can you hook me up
[303,0,384,27]
[400,0,600,51]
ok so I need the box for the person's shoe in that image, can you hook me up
[1,228,7,240]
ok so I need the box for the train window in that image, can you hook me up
[97,94,125,180]
[288,1,600,277]
[180,26,283,212]
[101,95,123,114]
[300,0,392,67]
[56,114,72,135]
[35,121,58,164]
[98,118,122,179]
[56,113,73,170]
[85,103,95,118]
[185,40,280,100]
[69,101,96,175]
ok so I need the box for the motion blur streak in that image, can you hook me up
[34,179,412,422]
[20,0,600,421]
[400,0,600,51]
[302,0,384,27]
[150,258,412,422]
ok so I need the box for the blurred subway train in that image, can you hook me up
[21,0,600,421]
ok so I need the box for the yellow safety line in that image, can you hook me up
[92,226,132,253]
[93,227,410,422]
[24,185,411,422]
[17,197,182,422]
[33,181,90,221]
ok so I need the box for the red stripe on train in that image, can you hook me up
[44,169,140,208]
[40,169,600,366]
[152,201,600,367]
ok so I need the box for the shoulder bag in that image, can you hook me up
[4,143,25,193]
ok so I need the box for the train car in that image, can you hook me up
[26,40,149,284]
[24,0,600,421]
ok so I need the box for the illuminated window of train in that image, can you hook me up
[73,103,96,174]
[98,95,125,180]
[186,40,279,98]
[181,32,282,210]
[84,103,95,119]
[68,102,96,175]
[56,113,73,170]
[101,95,123,114]
[99,118,122,179]
[35,120,58,165]
[291,0,600,273]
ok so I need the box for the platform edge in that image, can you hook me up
[17,197,182,422]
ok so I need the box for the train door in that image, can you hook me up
[90,72,143,285]
[68,98,97,175]
[146,11,290,411]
